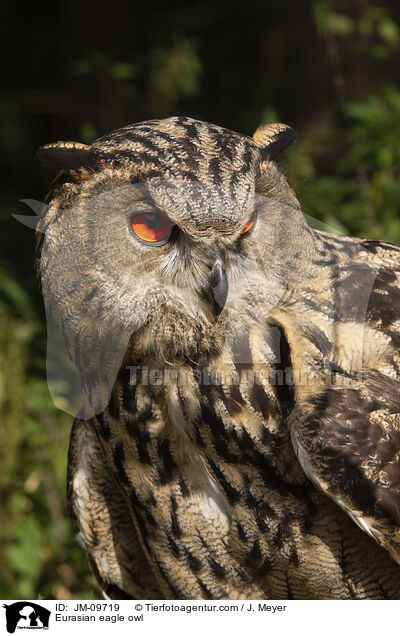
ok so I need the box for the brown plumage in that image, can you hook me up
[36,116,400,599]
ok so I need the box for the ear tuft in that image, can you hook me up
[253,123,296,160]
[36,141,101,171]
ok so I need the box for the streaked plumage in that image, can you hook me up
[37,116,400,599]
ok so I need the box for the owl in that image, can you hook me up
[36,116,400,599]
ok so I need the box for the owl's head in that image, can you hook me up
[36,116,312,414]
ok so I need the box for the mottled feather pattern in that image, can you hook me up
[37,116,400,599]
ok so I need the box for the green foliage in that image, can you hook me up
[287,2,400,243]
[288,87,400,241]
[147,35,203,116]
[0,270,99,599]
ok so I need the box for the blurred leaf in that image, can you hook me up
[312,0,329,36]
[80,122,98,144]
[377,17,400,46]
[326,12,355,37]
[148,35,203,115]
[261,107,279,124]
[5,517,42,577]
[110,62,137,80]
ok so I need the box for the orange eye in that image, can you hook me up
[130,212,174,245]
[241,213,257,236]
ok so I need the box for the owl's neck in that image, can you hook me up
[113,314,308,488]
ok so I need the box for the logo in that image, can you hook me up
[3,602,50,633]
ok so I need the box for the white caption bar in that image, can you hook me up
[1,599,398,635]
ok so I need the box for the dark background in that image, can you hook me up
[1,0,400,599]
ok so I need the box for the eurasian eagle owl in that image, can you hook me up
[36,116,400,599]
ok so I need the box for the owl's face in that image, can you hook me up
[37,117,306,410]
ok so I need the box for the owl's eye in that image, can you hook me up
[130,211,174,245]
[241,211,257,236]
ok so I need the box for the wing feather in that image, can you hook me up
[283,234,400,566]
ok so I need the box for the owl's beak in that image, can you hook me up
[209,260,228,315]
